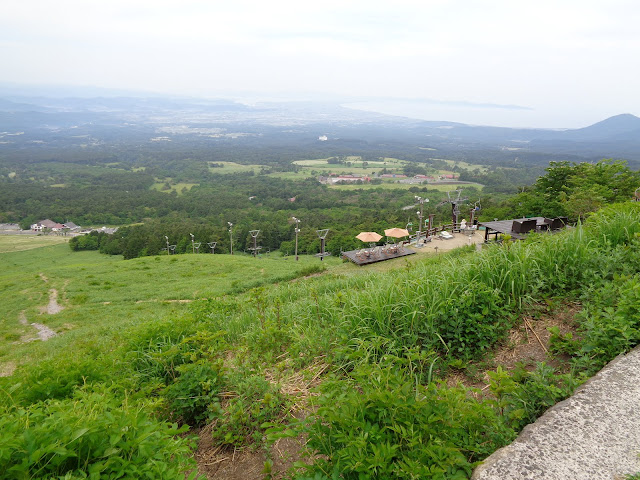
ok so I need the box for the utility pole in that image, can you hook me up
[227,222,233,255]
[190,233,195,254]
[165,236,170,255]
[292,217,301,261]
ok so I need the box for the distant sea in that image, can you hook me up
[343,100,608,130]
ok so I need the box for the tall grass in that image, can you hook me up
[191,202,640,366]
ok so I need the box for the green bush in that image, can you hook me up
[14,354,109,405]
[211,373,285,448]
[488,363,578,430]
[296,359,514,480]
[572,273,640,375]
[163,359,225,426]
[0,385,198,480]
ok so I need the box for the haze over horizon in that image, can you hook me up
[2,1,639,129]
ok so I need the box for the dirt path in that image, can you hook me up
[18,285,63,343]
[30,322,57,341]
[41,288,64,314]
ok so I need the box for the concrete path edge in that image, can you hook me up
[472,344,640,480]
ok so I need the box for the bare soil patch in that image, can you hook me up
[448,301,581,392]
[194,360,327,479]
[195,424,307,480]
[30,322,58,341]
[0,362,16,377]
[40,288,64,314]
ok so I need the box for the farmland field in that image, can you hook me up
[207,161,264,174]
[328,181,484,191]
[150,180,199,194]
[0,234,70,253]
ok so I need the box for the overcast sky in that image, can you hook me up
[2,0,639,128]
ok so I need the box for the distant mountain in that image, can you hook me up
[553,114,640,141]
[0,90,638,164]
[0,98,52,113]
[524,114,640,160]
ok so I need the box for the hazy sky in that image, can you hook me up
[2,0,639,128]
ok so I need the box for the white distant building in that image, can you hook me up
[318,174,371,185]
[31,219,64,232]
[31,219,81,232]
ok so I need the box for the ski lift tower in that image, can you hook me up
[163,236,176,255]
[207,241,217,254]
[292,217,301,261]
[402,196,429,245]
[415,196,429,245]
[446,189,468,227]
[470,200,482,225]
[248,230,262,257]
[315,229,331,261]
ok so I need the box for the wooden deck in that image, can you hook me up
[479,217,567,241]
[342,247,416,266]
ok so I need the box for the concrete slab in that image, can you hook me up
[473,345,640,480]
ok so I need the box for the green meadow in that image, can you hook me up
[150,180,199,194]
[268,156,410,181]
[207,161,264,174]
[0,240,340,366]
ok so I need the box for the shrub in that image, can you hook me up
[296,359,514,479]
[572,273,640,375]
[211,373,285,448]
[0,385,199,480]
[163,359,225,426]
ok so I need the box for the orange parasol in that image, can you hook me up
[356,231,383,243]
[384,227,410,238]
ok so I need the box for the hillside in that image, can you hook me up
[1,202,640,479]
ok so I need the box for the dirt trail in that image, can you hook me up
[30,322,57,341]
[18,284,63,343]
[41,288,64,314]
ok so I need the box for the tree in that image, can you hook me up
[563,185,606,221]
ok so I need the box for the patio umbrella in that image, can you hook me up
[356,231,383,243]
[384,227,410,238]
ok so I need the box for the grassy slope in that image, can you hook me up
[2,203,640,479]
[0,241,341,368]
